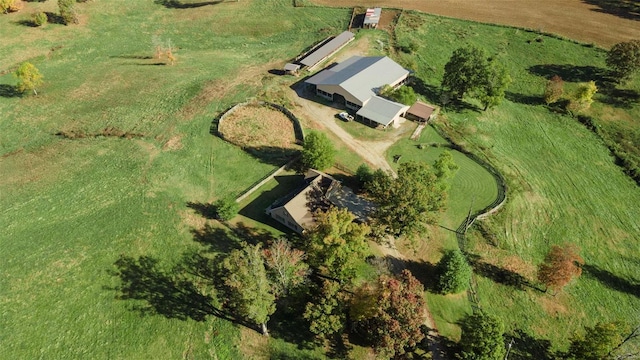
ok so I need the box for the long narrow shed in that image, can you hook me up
[363,8,381,29]
[299,31,355,70]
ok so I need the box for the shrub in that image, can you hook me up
[214,198,239,221]
[0,0,19,14]
[436,249,472,294]
[32,11,47,26]
[356,164,373,187]
[58,0,78,25]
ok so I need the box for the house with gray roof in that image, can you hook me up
[305,56,410,128]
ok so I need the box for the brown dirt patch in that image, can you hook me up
[238,328,269,360]
[538,292,570,317]
[162,135,183,151]
[219,103,298,150]
[311,0,640,47]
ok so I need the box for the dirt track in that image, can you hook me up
[312,0,640,48]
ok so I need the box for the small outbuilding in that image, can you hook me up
[407,101,436,123]
[299,31,355,70]
[284,63,301,75]
[363,8,381,29]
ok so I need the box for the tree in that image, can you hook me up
[544,75,565,105]
[381,85,418,105]
[263,238,309,297]
[477,59,511,110]
[32,11,48,27]
[571,81,598,111]
[607,40,640,83]
[303,280,346,339]
[537,243,584,293]
[355,163,374,187]
[14,62,43,96]
[436,249,472,294]
[459,311,506,360]
[301,131,336,171]
[58,0,78,25]
[442,45,489,99]
[305,207,370,283]
[350,269,426,358]
[0,0,18,14]
[219,243,275,336]
[567,322,631,360]
[432,150,459,206]
[366,157,456,238]
[214,198,239,221]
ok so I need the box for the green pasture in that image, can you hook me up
[395,11,640,351]
[0,0,353,358]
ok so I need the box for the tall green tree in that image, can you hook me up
[219,243,275,336]
[14,62,43,96]
[442,45,489,99]
[367,157,456,238]
[607,40,640,83]
[301,131,336,171]
[477,59,511,111]
[567,322,631,360]
[350,269,426,359]
[303,280,346,339]
[305,207,369,283]
[459,311,506,360]
[436,249,472,294]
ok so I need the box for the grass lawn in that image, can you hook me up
[394,11,640,353]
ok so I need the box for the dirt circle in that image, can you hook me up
[218,102,300,163]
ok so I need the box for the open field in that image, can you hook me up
[311,0,640,48]
[392,11,640,353]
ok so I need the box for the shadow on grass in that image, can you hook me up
[422,327,458,360]
[238,173,304,227]
[186,201,217,220]
[15,19,38,27]
[190,224,244,253]
[507,329,555,360]
[582,0,640,21]
[109,255,218,321]
[505,92,544,106]
[243,146,300,167]
[44,12,65,25]
[528,64,611,83]
[583,264,640,298]
[600,87,640,109]
[410,77,442,105]
[154,0,225,9]
[467,254,537,291]
[0,84,21,98]
[401,257,440,293]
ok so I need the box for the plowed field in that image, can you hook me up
[313,0,640,47]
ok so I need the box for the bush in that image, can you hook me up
[356,164,373,187]
[58,0,78,25]
[436,249,472,294]
[32,11,47,26]
[0,0,19,14]
[301,131,335,171]
[214,198,239,221]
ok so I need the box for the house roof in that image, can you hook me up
[306,56,409,103]
[363,8,382,25]
[300,31,355,68]
[356,96,409,126]
[407,101,436,120]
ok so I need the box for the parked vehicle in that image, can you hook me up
[338,112,354,121]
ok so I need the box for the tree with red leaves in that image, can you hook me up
[350,269,426,358]
[537,243,584,293]
[544,75,564,105]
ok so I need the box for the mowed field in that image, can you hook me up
[311,0,640,47]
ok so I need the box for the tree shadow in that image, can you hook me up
[242,145,300,167]
[232,221,276,246]
[15,19,38,27]
[582,0,640,21]
[186,201,218,220]
[507,329,555,360]
[421,327,458,360]
[600,87,640,109]
[583,264,640,298]
[466,254,536,291]
[44,12,65,25]
[528,64,612,84]
[109,255,218,321]
[401,257,440,293]
[190,224,244,253]
[154,0,225,9]
[0,84,21,98]
[409,77,441,105]
[505,92,544,106]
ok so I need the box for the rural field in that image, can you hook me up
[1,0,640,359]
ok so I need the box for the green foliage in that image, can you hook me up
[566,322,629,360]
[263,238,309,297]
[459,311,506,360]
[32,11,48,27]
[477,59,511,110]
[301,131,336,171]
[351,269,426,358]
[436,249,472,294]
[303,280,346,339]
[0,0,16,14]
[58,0,78,25]
[305,207,370,283]
[390,85,418,105]
[14,62,43,96]
[442,45,489,99]
[214,198,239,221]
[572,81,598,110]
[544,75,564,105]
[607,40,640,82]
[537,244,584,293]
[355,163,373,186]
[367,158,455,238]
[220,243,276,335]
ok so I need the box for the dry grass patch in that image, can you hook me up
[220,103,298,150]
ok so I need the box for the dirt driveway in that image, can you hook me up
[312,0,639,48]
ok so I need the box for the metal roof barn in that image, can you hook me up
[299,31,355,69]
